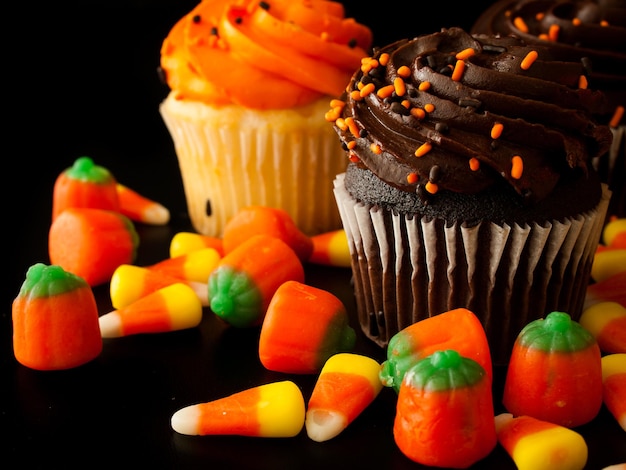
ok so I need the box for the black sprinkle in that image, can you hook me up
[417,184,429,203]
[368,67,385,79]
[348,38,357,48]
[427,55,437,69]
[192,14,201,23]
[235,16,243,24]
[581,56,593,75]
[205,199,212,217]
[459,97,482,108]
[435,122,449,133]
[407,88,418,98]
[156,66,167,85]
[359,129,368,138]
[259,1,270,10]
[341,141,349,151]
[361,75,373,85]
[482,44,506,53]
[429,165,441,183]
[210,26,218,36]
[445,55,456,65]
[490,140,499,150]
[439,66,452,76]
[390,102,410,116]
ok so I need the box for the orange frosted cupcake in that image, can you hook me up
[159,0,372,236]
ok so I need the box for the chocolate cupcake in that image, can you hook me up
[328,27,612,363]
[471,0,625,218]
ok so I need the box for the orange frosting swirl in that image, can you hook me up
[160,0,373,109]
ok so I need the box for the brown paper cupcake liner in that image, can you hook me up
[334,173,611,364]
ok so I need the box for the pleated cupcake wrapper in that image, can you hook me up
[160,98,345,237]
[334,173,611,365]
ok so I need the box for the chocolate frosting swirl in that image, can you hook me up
[330,27,612,204]
[471,0,626,124]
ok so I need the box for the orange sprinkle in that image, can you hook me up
[469,157,480,171]
[610,106,624,128]
[415,142,432,157]
[349,90,363,101]
[520,50,538,70]
[491,122,504,139]
[455,48,476,60]
[397,65,411,78]
[514,17,529,33]
[370,143,382,154]
[535,12,545,21]
[572,18,581,26]
[578,75,588,89]
[538,33,550,40]
[377,84,395,98]
[379,53,390,66]
[407,172,418,184]
[330,99,345,108]
[401,100,411,108]
[360,82,376,97]
[394,77,406,96]
[451,59,466,82]
[347,141,357,150]
[361,58,379,73]
[424,103,435,113]
[548,24,560,41]
[601,20,609,27]
[348,153,360,163]
[410,108,426,120]
[334,117,348,130]
[418,82,431,91]
[345,117,360,137]
[425,181,439,194]
[511,156,524,179]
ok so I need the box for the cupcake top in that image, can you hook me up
[159,0,372,110]
[328,27,612,217]
[471,0,626,127]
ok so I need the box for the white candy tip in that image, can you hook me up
[98,312,123,338]
[171,405,201,435]
[305,409,347,442]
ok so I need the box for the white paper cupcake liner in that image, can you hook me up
[160,93,345,237]
[334,173,611,364]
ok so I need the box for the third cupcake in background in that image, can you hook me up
[471,0,625,219]
[328,27,612,364]
[159,0,372,236]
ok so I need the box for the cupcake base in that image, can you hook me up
[160,93,345,237]
[334,173,611,364]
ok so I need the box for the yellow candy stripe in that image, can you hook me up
[321,353,382,391]
[511,426,588,470]
[181,247,221,283]
[591,249,626,283]
[580,301,626,339]
[110,264,147,309]
[257,381,305,437]
[162,283,204,330]
[601,353,626,381]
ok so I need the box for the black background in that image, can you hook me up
[4,1,625,469]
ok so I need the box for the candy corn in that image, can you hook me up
[259,281,356,374]
[579,301,626,354]
[591,249,626,283]
[146,247,221,283]
[116,183,170,225]
[12,263,102,370]
[171,381,305,437]
[305,353,382,442]
[49,207,139,287]
[393,350,497,468]
[602,217,626,248]
[601,353,626,431]
[98,283,202,338]
[379,308,492,393]
[52,156,120,221]
[169,231,224,258]
[110,264,208,309]
[494,413,588,470]
[208,234,305,327]
[222,206,313,262]
[307,229,351,267]
[584,271,626,310]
